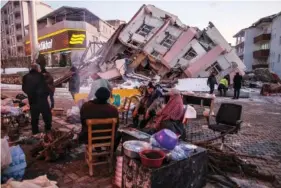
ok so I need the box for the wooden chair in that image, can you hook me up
[85,118,117,176]
[125,95,140,124]
[118,97,129,123]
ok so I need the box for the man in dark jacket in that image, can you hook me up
[79,87,121,151]
[207,72,217,94]
[233,72,243,99]
[41,69,55,109]
[69,66,80,99]
[22,64,52,134]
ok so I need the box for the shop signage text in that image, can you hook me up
[38,39,53,51]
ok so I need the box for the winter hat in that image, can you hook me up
[95,87,110,102]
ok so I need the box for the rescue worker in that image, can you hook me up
[22,64,52,134]
[218,76,229,97]
[233,72,243,99]
[207,72,217,94]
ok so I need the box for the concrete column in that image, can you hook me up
[27,0,38,63]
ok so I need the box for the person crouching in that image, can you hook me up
[218,76,229,97]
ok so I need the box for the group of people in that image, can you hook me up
[207,72,243,99]
[22,59,81,135]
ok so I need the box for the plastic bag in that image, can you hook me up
[2,98,14,106]
[9,107,22,116]
[66,106,80,124]
[1,138,12,169]
[3,175,58,188]
[1,106,11,114]
[2,145,27,182]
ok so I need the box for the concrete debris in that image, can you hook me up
[78,4,246,86]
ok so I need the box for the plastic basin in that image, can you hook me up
[140,149,166,168]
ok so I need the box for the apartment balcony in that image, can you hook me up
[15,29,22,36]
[253,49,270,59]
[13,6,21,13]
[252,63,269,69]
[254,33,271,44]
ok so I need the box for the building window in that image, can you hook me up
[260,43,269,50]
[151,50,160,58]
[279,36,281,45]
[127,39,141,47]
[205,61,222,75]
[136,24,154,37]
[160,33,177,49]
[183,47,197,60]
[278,54,281,63]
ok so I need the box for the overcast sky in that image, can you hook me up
[2,1,281,44]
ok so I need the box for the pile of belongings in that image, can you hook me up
[2,175,58,188]
[1,93,30,115]
[1,139,27,183]
[260,83,281,96]
[66,98,87,124]
[30,129,75,161]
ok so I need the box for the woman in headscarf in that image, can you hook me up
[143,89,185,138]
[87,73,112,102]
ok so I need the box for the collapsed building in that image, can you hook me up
[58,4,246,87]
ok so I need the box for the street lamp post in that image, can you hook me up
[26,0,39,63]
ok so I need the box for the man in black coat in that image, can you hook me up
[207,72,217,94]
[68,66,80,99]
[22,64,52,134]
[233,72,243,99]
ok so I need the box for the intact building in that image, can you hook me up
[1,0,53,59]
[106,19,126,29]
[233,12,281,77]
[24,6,116,66]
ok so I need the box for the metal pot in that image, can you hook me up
[123,140,151,159]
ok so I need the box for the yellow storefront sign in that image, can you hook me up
[74,89,141,105]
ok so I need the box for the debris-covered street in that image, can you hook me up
[1,1,281,188]
[2,86,281,187]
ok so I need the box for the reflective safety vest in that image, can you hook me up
[219,78,228,87]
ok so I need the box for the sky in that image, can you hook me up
[2,1,281,44]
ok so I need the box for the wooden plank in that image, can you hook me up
[92,129,112,133]
[92,142,111,147]
[92,136,112,140]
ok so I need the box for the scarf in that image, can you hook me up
[154,93,184,129]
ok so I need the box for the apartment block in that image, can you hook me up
[1,0,53,59]
[233,12,281,77]
[24,6,116,66]
[118,5,245,82]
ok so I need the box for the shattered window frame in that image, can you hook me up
[183,48,197,60]
[136,24,154,37]
[160,34,177,49]
[205,61,222,75]
[151,50,160,58]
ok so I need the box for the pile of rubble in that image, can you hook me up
[56,4,245,88]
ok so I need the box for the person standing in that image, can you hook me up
[41,68,55,109]
[218,76,229,97]
[207,72,217,94]
[233,72,243,99]
[22,64,52,134]
[69,66,80,99]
